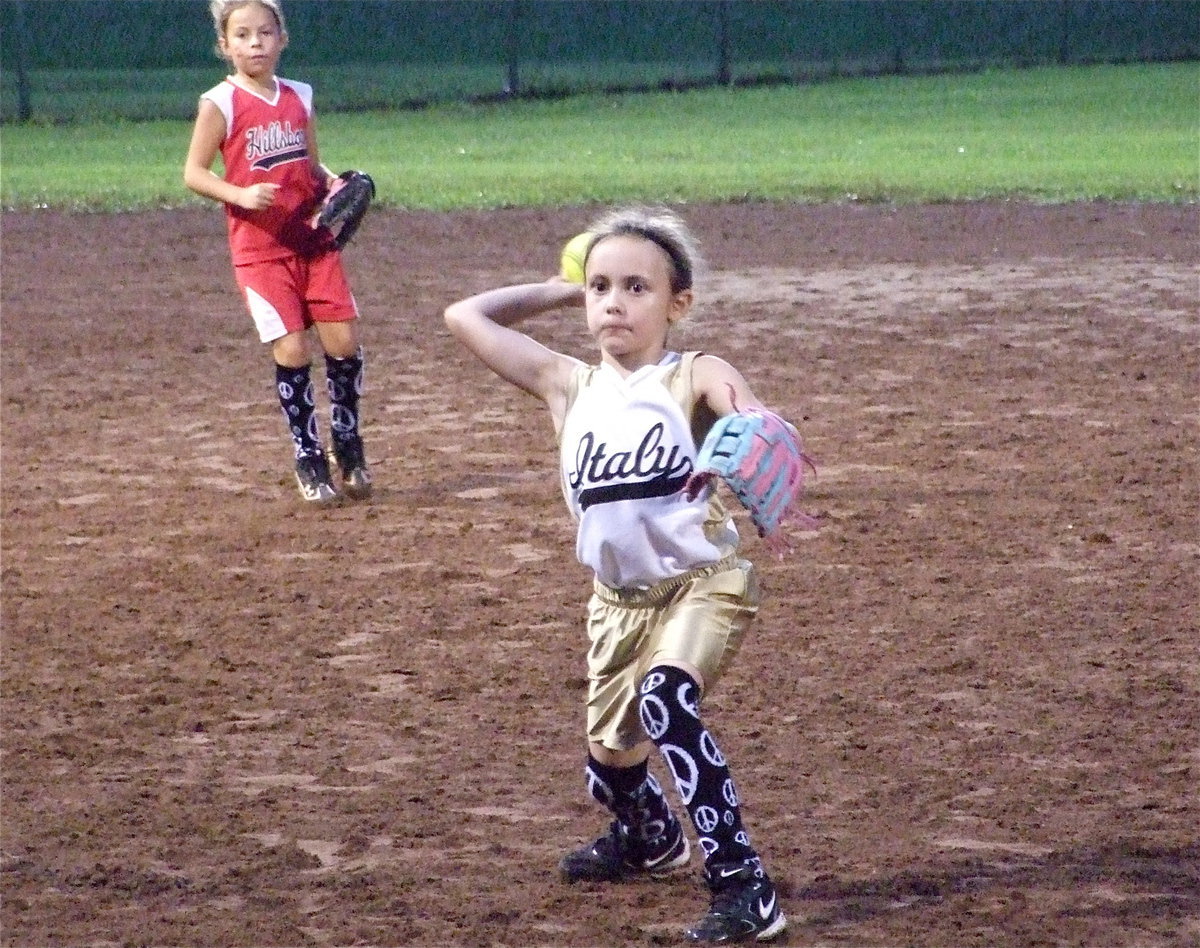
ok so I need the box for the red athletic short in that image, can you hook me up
[233,251,358,343]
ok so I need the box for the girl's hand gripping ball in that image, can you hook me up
[560,232,594,284]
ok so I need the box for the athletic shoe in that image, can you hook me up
[559,816,690,883]
[332,435,373,500]
[294,449,338,504]
[685,863,787,943]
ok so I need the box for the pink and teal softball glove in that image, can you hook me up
[684,408,817,539]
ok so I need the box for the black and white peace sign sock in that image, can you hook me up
[275,362,321,458]
[639,664,757,869]
[585,754,675,847]
[324,347,364,445]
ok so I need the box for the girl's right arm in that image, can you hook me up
[444,280,584,422]
[183,98,279,210]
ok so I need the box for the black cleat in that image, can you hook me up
[685,863,787,943]
[332,435,373,500]
[294,449,338,504]
[560,817,690,883]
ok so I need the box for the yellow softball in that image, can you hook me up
[559,231,594,284]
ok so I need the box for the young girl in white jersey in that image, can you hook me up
[444,206,793,944]
[184,0,371,504]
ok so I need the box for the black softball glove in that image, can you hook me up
[316,170,375,250]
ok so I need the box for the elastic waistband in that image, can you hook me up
[593,554,742,607]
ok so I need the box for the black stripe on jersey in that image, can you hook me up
[252,148,308,171]
[579,472,690,511]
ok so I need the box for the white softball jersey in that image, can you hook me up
[559,352,738,589]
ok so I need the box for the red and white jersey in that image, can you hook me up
[200,77,327,263]
[559,351,739,589]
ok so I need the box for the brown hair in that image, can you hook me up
[585,205,702,293]
[209,0,287,60]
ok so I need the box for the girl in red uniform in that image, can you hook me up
[184,0,370,503]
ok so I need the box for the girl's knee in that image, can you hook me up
[271,332,309,367]
[316,320,358,359]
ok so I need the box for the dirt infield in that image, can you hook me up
[2,201,1197,947]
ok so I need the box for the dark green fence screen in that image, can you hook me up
[2,0,1197,121]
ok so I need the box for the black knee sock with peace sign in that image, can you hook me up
[276,362,320,458]
[638,664,758,870]
[585,754,674,847]
[324,347,364,447]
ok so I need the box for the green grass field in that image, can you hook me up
[1,63,1196,211]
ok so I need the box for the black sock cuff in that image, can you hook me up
[641,663,701,699]
[276,362,311,381]
[324,346,363,367]
[587,754,649,797]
